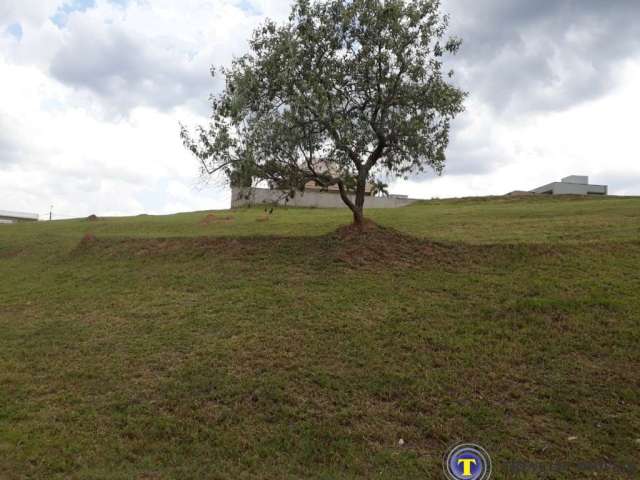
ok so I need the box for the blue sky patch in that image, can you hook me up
[236,0,260,16]
[6,23,23,41]
[51,0,97,27]
[51,0,130,27]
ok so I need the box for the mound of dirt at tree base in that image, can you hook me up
[71,221,476,269]
[331,220,451,268]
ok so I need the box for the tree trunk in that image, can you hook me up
[337,179,364,227]
[352,205,364,226]
[353,177,367,226]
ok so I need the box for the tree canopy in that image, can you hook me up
[182,0,466,224]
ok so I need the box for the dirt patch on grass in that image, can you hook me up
[332,220,445,268]
[200,213,234,225]
[71,221,464,270]
[0,248,26,259]
[80,233,97,244]
[73,234,297,261]
[70,220,576,271]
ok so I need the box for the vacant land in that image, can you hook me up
[1,195,639,479]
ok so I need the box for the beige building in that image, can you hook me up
[303,161,375,195]
[304,180,374,195]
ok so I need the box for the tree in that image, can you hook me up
[370,180,389,197]
[181,0,466,226]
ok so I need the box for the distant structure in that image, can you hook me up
[529,176,607,195]
[507,175,608,196]
[304,178,374,196]
[0,210,39,224]
[231,186,418,209]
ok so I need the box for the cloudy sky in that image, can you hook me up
[2,0,639,218]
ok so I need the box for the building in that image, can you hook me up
[303,161,375,195]
[0,210,39,224]
[304,180,374,196]
[231,186,418,209]
[528,175,607,196]
[232,158,393,206]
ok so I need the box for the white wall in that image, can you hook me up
[231,187,418,209]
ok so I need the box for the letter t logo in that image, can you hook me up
[457,458,477,477]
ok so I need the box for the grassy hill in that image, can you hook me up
[1,195,639,479]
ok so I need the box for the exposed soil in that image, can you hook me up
[0,248,25,259]
[332,220,442,268]
[200,213,235,225]
[80,233,97,245]
[72,220,459,269]
[72,220,570,271]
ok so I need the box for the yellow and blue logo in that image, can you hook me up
[443,443,492,480]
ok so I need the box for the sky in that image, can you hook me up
[1,0,639,218]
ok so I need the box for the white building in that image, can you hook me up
[231,186,418,209]
[0,210,39,224]
[529,175,607,196]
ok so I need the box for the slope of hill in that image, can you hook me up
[1,196,639,479]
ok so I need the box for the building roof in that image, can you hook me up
[529,175,607,195]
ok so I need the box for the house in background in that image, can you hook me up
[508,175,608,196]
[304,179,374,196]
[0,210,39,224]
[231,186,417,209]
[232,161,416,208]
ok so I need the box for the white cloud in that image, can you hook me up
[0,0,64,25]
[0,55,226,217]
[44,0,264,113]
[0,0,272,218]
[392,60,640,199]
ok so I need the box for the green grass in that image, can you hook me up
[1,195,639,479]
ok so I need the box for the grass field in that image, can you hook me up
[1,195,639,479]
